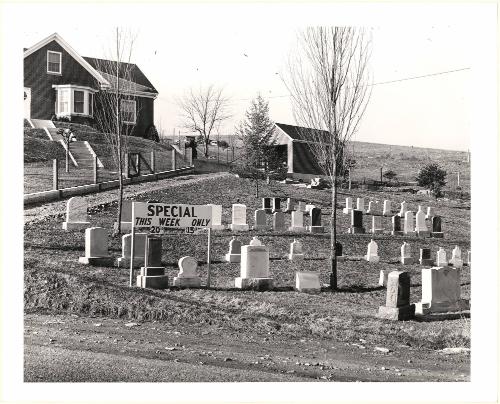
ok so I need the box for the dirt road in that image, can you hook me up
[24,313,469,382]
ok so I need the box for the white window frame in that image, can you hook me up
[73,90,85,115]
[53,85,96,117]
[47,51,62,74]
[121,99,136,124]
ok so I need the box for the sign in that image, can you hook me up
[185,227,208,235]
[132,203,212,233]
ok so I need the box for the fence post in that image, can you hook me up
[52,158,58,190]
[187,147,193,167]
[150,150,155,173]
[93,155,98,184]
[172,149,177,170]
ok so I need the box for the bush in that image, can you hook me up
[416,163,447,198]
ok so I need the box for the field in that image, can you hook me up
[24,172,471,382]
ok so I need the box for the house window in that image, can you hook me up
[58,89,70,114]
[88,93,93,116]
[47,51,62,74]
[121,99,136,124]
[74,90,84,114]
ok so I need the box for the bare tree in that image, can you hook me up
[177,85,231,158]
[284,27,372,290]
[93,28,139,235]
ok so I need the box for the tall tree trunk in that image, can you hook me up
[330,168,338,290]
[204,138,209,158]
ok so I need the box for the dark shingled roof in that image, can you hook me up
[275,122,330,143]
[83,57,158,94]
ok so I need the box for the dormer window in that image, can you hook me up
[47,51,62,74]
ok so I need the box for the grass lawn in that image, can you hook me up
[24,174,470,351]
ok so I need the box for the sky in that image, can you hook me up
[14,3,484,151]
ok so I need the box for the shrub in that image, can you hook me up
[416,163,447,198]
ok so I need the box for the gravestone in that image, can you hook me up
[419,248,433,266]
[78,227,113,265]
[225,236,242,263]
[288,239,305,260]
[305,204,315,216]
[249,236,262,246]
[364,239,380,263]
[431,216,444,238]
[262,197,272,214]
[114,200,132,232]
[207,204,225,230]
[449,246,463,268]
[366,201,375,215]
[62,196,91,230]
[285,198,296,213]
[383,200,392,216]
[371,216,383,234]
[308,207,324,233]
[436,247,447,267]
[415,266,469,314]
[116,232,148,268]
[391,215,403,236]
[297,201,307,212]
[289,211,306,232]
[377,271,415,320]
[426,206,435,219]
[273,211,286,232]
[272,197,281,213]
[173,256,201,287]
[404,211,416,236]
[229,204,249,231]
[343,197,353,214]
[415,206,430,237]
[253,209,267,231]
[235,242,273,290]
[356,197,365,213]
[348,209,365,234]
[400,242,414,265]
[398,201,408,217]
[295,272,321,293]
[335,241,345,261]
[137,236,168,289]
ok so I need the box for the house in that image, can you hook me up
[24,33,158,138]
[271,123,329,180]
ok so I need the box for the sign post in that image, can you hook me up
[207,227,212,287]
[129,203,136,287]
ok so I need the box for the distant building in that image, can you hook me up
[271,123,328,180]
[23,33,158,138]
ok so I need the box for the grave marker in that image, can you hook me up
[207,204,225,230]
[229,204,249,231]
[431,216,444,238]
[366,201,375,215]
[391,215,403,236]
[295,272,320,293]
[116,233,147,268]
[419,248,433,266]
[383,200,392,216]
[356,197,365,213]
[436,247,447,267]
[289,211,306,232]
[253,209,267,230]
[225,236,242,263]
[343,197,353,214]
[173,256,201,287]
[364,239,380,263]
[272,197,281,213]
[426,206,435,219]
[235,241,273,290]
[273,211,286,232]
[371,216,384,234]
[398,201,408,217]
[401,242,414,265]
[262,197,272,213]
[62,196,90,230]
[404,211,416,236]
[137,236,168,289]
[309,207,324,233]
[78,227,113,265]
[285,198,296,213]
[348,209,365,234]
[415,206,430,237]
[377,271,415,320]
[288,239,305,260]
[449,246,463,268]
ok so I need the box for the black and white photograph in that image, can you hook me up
[0,1,498,403]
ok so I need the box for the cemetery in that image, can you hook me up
[23,172,471,382]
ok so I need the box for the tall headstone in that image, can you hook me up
[356,197,365,213]
[235,241,273,290]
[173,256,201,287]
[398,201,408,217]
[289,211,306,232]
[297,201,307,212]
[137,236,168,289]
[431,216,444,238]
[377,271,415,320]
[371,216,383,234]
[404,211,415,236]
[400,242,414,265]
[415,206,430,237]
[285,198,296,213]
[391,215,403,236]
[114,200,132,232]
[449,246,463,268]
[383,200,392,216]
[229,204,249,231]
[116,232,148,268]
[62,196,90,230]
[419,248,433,266]
[348,209,365,234]
[426,206,435,219]
[309,207,324,233]
[253,209,267,230]
[273,211,286,232]
[364,239,380,263]
[366,201,375,215]
[78,227,113,265]
[272,197,281,213]
[295,272,320,293]
[225,236,242,263]
[262,197,272,214]
[305,204,315,216]
[207,204,225,230]
[343,197,353,214]
[436,247,447,267]
[415,266,468,314]
[288,239,305,260]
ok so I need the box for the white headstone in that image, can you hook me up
[63,196,90,230]
[230,204,249,231]
[436,247,447,267]
[297,201,307,212]
[295,272,320,293]
[365,239,380,263]
[399,201,408,217]
[78,227,112,265]
[235,244,273,290]
[250,236,262,246]
[289,211,305,232]
[253,209,267,230]
[415,205,429,236]
[207,204,224,230]
[116,232,148,267]
[400,242,413,265]
[449,246,463,268]
[371,216,383,234]
[288,239,304,260]
[173,256,201,287]
[225,236,242,263]
[404,211,415,236]
[367,201,375,214]
[273,211,285,231]
[426,206,435,219]
[383,200,392,216]
[343,197,353,214]
[356,197,365,213]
